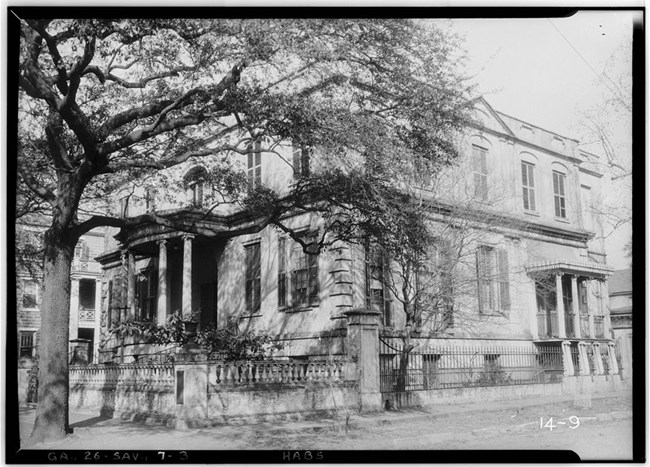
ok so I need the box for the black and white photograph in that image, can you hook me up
[6,5,643,463]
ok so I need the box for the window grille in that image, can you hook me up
[19,331,35,358]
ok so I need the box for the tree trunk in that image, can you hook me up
[28,230,74,444]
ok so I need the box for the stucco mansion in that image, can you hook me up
[93,98,615,376]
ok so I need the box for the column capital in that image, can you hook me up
[157,239,168,246]
[182,233,195,241]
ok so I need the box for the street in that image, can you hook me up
[17,392,634,461]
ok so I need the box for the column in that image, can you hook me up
[577,341,590,376]
[600,280,608,337]
[592,343,604,375]
[587,279,595,338]
[94,279,102,361]
[127,250,136,320]
[607,342,619,375]
[555,273,566,338]
[157,240,168,325]
[344,309,382,412]
[571,275,581,339]
[561,341,574,376]
[182,234,194,320]
[69,278,80,340]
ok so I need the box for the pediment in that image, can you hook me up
[471,98,514,137]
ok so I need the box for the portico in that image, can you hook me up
[527,260,614,342]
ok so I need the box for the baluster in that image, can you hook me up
[219,364,227,384]
[247,363,253,383]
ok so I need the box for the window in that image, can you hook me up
[75,241,90,261]
[291,233,319,307]
[22,281,38,309]
[135,268,156,321]
[245,242,261,314]
[119,196,129,218]
[184,167,208,207]
[144,187,155,212]
[476,245,510,314]
[416,242,454,330]
[292,146,310,178]
[472,144,488,201]
[19,331,35,358]
[278,237,288,308]
[248,140,262,188]
[553,171,567,218]
[521,161,536,211]
[366,244,391,326]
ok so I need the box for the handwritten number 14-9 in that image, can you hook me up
[540,416,580,430]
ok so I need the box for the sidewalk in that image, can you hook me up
[19,389,632,451]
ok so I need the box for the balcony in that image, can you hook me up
[79,307,96,322]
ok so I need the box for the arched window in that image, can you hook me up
[183,166,208,207]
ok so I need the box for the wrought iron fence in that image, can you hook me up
[379,338,564,392]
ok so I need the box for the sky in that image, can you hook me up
[442,11,637,270]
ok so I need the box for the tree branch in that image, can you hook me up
[18,164,57,206]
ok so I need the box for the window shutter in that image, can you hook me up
[476,249,484,313]
[308,248,319,303]
[498,248,510,312]
[293,148,301,175]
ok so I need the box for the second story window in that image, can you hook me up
[184,167,208,208]
[119,195,130,218]
[521,161,536,211]
[144,187,156,212]
[22,280,38,309]
[248,140,262,188]
[245,242,261,314]
[472,144,488,201]
[292,146,310,178]
[553,170,567,218]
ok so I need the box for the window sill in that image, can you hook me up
[554,217,570,224]
[239,314,262,320]
[523,209,540,217]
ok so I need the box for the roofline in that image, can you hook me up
[494,110,580,143]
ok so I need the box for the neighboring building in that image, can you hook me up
[609,268,632,381]
[96,99,616,377]
[17,220,105,395]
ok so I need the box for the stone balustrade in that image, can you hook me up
[210,360,348,386]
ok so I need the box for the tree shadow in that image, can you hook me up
[70,415,114,428]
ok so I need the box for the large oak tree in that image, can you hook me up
[13,14,472,442]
